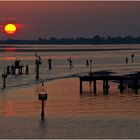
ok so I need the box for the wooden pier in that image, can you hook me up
[79,74,140,94]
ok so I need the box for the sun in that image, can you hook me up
[4,23,17,35]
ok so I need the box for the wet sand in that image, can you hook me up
[0,78,140,138]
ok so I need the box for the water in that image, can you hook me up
[0,44,140,116]
[0,44,140,138]
[0,44,140,88]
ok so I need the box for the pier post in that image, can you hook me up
[80,79,82,94]
[134,79,138,94]
[105,80,109,94]
[89,59,92,75]
[103,80,106,94]
[89,80,92,92]
[93,80,96,94]
[118,80,125,93]
[103,80,109,94]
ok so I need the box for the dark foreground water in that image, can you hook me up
[0,116,140,139]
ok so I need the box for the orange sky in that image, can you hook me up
[0,1,140,40]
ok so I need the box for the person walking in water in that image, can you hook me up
[48,56,52,70]
[131,52,135,63]
[67,56,73,69]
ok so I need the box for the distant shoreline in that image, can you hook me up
[1,35,140,45]
[1,43,140,45]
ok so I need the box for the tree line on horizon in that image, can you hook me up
[1,35,140,44]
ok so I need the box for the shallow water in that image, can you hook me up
[0,44,139,138]
[0,44,140,88]
[0,78,139,117]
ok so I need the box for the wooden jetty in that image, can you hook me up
[79,74,140,94]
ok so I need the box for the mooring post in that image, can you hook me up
[25,65,29,75]
[2,68,8,89]
[35,52,42,80]
[80,78,83,94]
[48,57,52,70]
[93,80,96,94]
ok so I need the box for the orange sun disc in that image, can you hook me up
[4,23,17,35]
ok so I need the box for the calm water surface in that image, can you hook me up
[0,44,140,87]
[0,44,139,116]
[0,44,139,138]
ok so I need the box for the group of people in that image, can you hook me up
[4,52,135,77]
[35,52,74,70]
[31,51,137,73]
[47,56,92,70]
[47,56,73,70]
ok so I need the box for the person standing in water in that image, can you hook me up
[67,56,73,69]
[131,52,135,63]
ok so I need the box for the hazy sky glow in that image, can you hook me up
[0,1,140,40]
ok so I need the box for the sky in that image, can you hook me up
[0,1,140,40]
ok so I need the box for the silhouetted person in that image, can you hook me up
[35,52,42,65]
[86,59,89,67]
[131,52,135,63]
[126,57,128,64]
[6,65,10,75]
[38,56,42,64]
[48,57,52,70]
[25,65,29,74]
[67,57,73,68]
